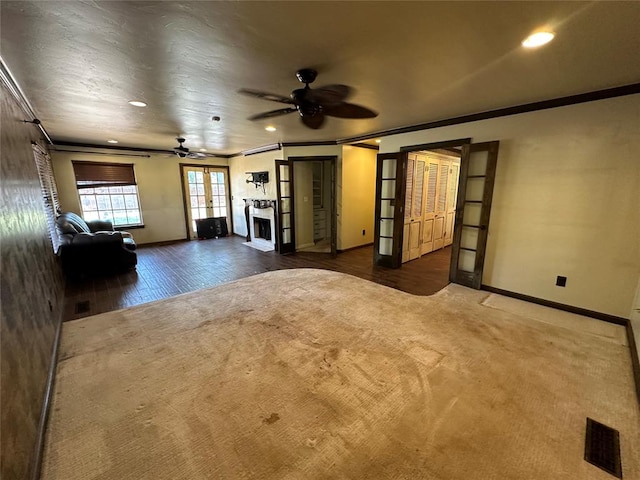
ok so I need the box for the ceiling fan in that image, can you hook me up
[239,68,378,129]
[172,137,206,159]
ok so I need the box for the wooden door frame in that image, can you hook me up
[383,138,471,269]
[179,163,233,240]
[275,160,296,254]
[287,155,338,256]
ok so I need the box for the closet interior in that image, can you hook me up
[402,149,461,263]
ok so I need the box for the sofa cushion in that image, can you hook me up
[57,219,79,235]
[56,212,91,234]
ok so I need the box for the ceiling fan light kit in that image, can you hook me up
[173,137,206,159]
[239,69,378,130]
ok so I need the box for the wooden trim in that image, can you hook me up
[350,143,379,151]
[114,224,145,231]
[480,285,629,326]
[281,141,337,147]
[337,242,374,253]
[285,156,339,255]
[1,57,54,144]
[400,138,471,153]
[626,321,640,403]
[53,141,234,158]
[52,149,151,158]
[31,313,63,480]
[338,83,640,144]
[136,239,188,248]
[287,155,338,162]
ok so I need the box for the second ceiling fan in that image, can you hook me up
[239,69,378,129]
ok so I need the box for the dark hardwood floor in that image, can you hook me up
[63,235,452,321]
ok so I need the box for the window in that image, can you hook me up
[33,144,61,253]
[209,171,228,218]
[72,161,143,227]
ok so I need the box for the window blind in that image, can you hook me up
[32,144,61,253]
[72,161,136,188]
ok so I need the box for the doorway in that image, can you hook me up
[373,139,500,290]
[275,156,337,256]
[180,164,232,240]
[402,148,461,264]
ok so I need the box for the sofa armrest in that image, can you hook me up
[86,219,114,232]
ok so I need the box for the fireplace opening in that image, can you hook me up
[254,217,271,241]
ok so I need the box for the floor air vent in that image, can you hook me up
[585,417,622,478]
[75,300,90,314]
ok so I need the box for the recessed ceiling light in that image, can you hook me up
[128,100,147,107]
[522,31,555,48]
[375,139,381,143]
[265,126,277,132]
[107,139,118,144]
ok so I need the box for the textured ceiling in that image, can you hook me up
[1,1,639,155]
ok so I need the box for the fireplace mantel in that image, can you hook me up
[243,199,279,251]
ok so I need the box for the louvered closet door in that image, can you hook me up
[432,160,450,251]
[421,160,439,255]
[409,159,425,260]
[402,156,425,263]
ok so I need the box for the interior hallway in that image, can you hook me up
[63,236,452,321]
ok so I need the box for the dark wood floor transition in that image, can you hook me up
[63,236,452,321]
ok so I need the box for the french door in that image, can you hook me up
[374,140,499,289]
[181,165,231,240]
[275,160,296,254]
[449,141,500,288]
[373,152,407,267]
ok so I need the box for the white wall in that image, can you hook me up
[340,146,377,250]
[381,95,640,318]
[51,151,229,245]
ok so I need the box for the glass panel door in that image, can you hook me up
[182,166,231,240]
[374,152,406,267]
[450,141,500,288]
[275,160,295,254]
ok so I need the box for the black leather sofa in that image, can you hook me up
[56,212,137,278]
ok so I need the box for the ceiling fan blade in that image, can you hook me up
[323,102,378,119]
[248,107,297,121]
[238,88,294,104]
[301,113,325,129]
[307,84,351,106]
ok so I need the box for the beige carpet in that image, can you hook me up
[43,269,639,479]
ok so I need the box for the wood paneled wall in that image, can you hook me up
[1,78,65,479]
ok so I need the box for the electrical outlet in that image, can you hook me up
[556,276,567,287]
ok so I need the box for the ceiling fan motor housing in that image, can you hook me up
[292,88,321,117]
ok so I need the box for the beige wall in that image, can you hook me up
[51,150,229,245]
[228,150,280,237]
[227,144,377,250]
[381,95,640,318]
[340,146,377,250]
